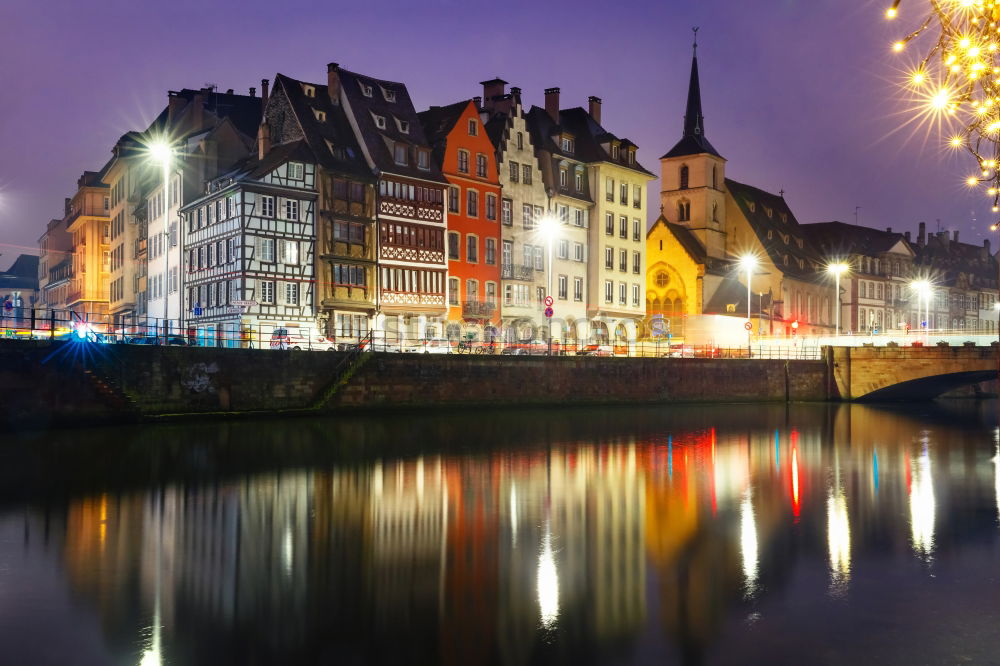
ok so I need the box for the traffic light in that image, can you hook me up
[791,320,799,335]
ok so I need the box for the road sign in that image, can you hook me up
[193,302,203,316]
[544,296,554,307]
[227,306,245,314]
[744,320,753,331]
[3,301,11,311]
[544,306,554,318]
[232,300,257,307]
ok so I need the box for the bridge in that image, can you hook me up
[829,345,998,400]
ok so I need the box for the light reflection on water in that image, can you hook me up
[1,402,1000,665]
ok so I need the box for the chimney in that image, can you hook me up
[191,89,207,130]
[544,87,560,123]
[918,221,926,246]
[510,86,522,109]
[588,96,602,124]
[327,63,340,104]
[904,231,912,242]
[953,229,960,243]
[226,88,234,95]
[249,87,256,98]
[261,78,269,109]
[986,238,992,253]
[258,122,271,160]
[886,226,892,233]
[473,96,482,110]
[480,78,507,111]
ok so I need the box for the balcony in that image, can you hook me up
[501,263,534,281]
[462,300,496,318]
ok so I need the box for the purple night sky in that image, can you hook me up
[0,0,988,270]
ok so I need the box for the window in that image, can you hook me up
[558,275,568,300]
[574,242,584,262]
[502,240,512,267]
[288,163,304,180]
[285,282,299,305]
[574,277,583,301]
[575,173,582,191]
[280,240,299,265]
[678,201,691,222]
[516,132,524,149]
[448,232,459,259]
[417,150,429,170]
[605,213,614,235]
[468,119,478,135]
[486,282,497,305]
[633,219,641,242]
[620,183,628,205]
[465,279,479,302]
[448,186,460,213]
[632,284,640,307]
[605,247,614,269]
[333,263,366,286]
[476,154,487,178]
[534,246,544,271]
[448,279,461,305]
[522,204,533,228]
[559,169,567,188]
[467,189,478,217]
[501,199,512,225]
[509,161,519,183]
[373,114,386,129]
[260,280,276,304]
[103,196,110,211]
[680,165,689,189]
[259,238,276,262]
[633,251,641,274]
[381,86,395,102]
[228,238,238,264]
[606,178,614,202]
[633,185,642,208]
[561,136,574,153]
[619,216,628,238]
[557,239,569,259]
[485,238,497,264]
[574,208,584,227]
[486,194,497,220]
[313,109,327,122]
[523,165,532,184]
[558,205,568,222]
[284,199,299,221]
[396,118,409,133]
[394,143,407,165]
[260,195,275,218]
[619,282,627,305]
[467,235,478,263]
[604,280,613,303]
[458,150,469,174]
[619,249,627,272]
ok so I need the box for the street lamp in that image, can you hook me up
[911,279,932,344]
[149,140,174,343]
[827,263,849,340]
[537,214,560,355]
[738,255,757,323]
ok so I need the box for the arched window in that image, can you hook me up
[680,165,689,190]
[712,201,718,222]
[712,165,717,189]
[677,200,691,222]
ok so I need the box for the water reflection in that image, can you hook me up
[3,402,1000,665]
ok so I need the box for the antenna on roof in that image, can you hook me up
[854,206,860,226]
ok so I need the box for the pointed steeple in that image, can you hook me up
[662,28,722,160]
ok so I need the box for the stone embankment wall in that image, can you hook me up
[1,340,829,428]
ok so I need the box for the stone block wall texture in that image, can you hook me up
[1,340,829,428]
[831,345,996,399]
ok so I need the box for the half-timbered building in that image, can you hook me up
[332,64,449,342]
[180,142,318,346]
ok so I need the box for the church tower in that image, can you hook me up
[660,33,728,259]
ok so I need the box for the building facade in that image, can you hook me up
[334,64,448,342]
[38,214,73,314]
[64,169,112,319]
[420,99,502,339]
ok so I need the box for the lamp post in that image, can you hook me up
[827,263,849,340]
[149,141,174,343]
[538,214,559,356]
[739,255,757,352]
[911,279,931,345]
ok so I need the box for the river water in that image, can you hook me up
[1,402,999,665]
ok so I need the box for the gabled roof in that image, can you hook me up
[417,100,473,170]
[914,232,998,290]
[166,88,262,140]
[726,178,822,280]
[527,105,653,176]
[0,255,39,291]
[649,216,729,274]
[337,67,446,183]
[801,221,914,260]
[270,73,371,178]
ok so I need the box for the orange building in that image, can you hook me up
[419,100,502,340]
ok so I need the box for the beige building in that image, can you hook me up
[65,169,111,318]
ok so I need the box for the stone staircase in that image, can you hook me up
[81,366,139,415]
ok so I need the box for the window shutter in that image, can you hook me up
[276,281,286,306]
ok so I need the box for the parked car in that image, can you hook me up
[576,344,614,357]
[127,336,160,345]
[270,326,337,351]
[501,339,551,356]
[416,337,453,354]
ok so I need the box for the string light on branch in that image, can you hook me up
[888,0,1000,209]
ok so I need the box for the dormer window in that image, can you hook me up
[611,144,619,160]
[560,136,574,153]
[381,86,396,102]
[313,108,327,122]
[287,162,304,180]
[395,117,409,133]
[628,149,635,165]
[360,81,373,97]
[302,84,316,98]
[468,119,478,136]
[372,113,386,130]
[417,150,430,170]
[764,206,773,219]
[326,140,346,161]
[393,143,407,166]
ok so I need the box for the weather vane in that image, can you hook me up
[693,26,699,55]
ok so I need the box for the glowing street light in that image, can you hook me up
[537,214,560,355]
[827,263,849,338]
[148,140,175,342]
[738,255,757,328]
[910,279,932,343]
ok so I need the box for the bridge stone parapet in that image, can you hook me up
[830,345,998,400]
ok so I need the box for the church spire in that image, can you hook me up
[683,27,705,138]
[660,28,722,160]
